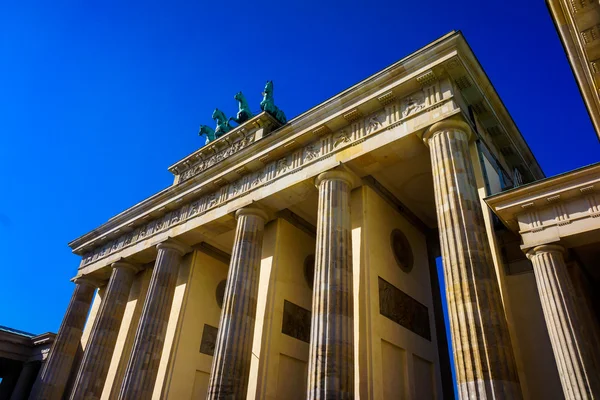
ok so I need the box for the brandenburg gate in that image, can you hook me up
[28,31,600,399]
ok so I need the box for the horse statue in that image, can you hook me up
[212,108,232,138]
[260,80,287,124]
[198,125,216,145]
[229,91,254,125]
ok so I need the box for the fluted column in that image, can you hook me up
[527,244,600,399]
[307,170,354,399]
[118,240,187,399]
[70,262,139,400]
[207,208,268,399]
[10,361,41,400]
[29,278,96,400]
[423,119,521,399]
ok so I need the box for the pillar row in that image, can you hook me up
[10,361,41,400]
[527,244,600,399]
[118,240,187,399]
[207,207,268,399]
[70,261,140,400]
[29,278,97,400]
[307,170,354,400]
[423,119,522,399]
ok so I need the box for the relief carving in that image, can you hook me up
[304,144,319,161]
[276,156,292,173]
[365,112,385,134]
[179,133,256,182]
[82,92,449,267]
[378,277,431,340]
[333,130,351,148]
[200,324,218,356]
[402,92,426,117]
[282,300,311,343]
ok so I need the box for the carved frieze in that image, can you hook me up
[378,277,431,340]
[179,133,256,182]
[200,324,218,356]
[282,300,311,343]
[81,89,453,267]
[402,92,426,117]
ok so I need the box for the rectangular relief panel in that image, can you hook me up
[282,300,312,343]
[200,324,218,356]
[378,277,431,340]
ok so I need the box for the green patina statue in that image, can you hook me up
[198,124,216,144]
[260,80,287,124]
[229,91,254,125]
[212,108,232,138]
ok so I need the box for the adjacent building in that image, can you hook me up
[547,0,600,139]
[29,31,600,400]
[0,326,54,399]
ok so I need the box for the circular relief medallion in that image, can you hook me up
[216,279,227,309]
[304,255,315,290]
[390,229,414,273]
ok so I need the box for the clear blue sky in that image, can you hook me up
[1,0,598,340]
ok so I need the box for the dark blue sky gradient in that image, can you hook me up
[1,0,598,338]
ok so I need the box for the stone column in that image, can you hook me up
[69,262,139,400]
[307,171,354,399]
[207,208,268,399]
[527,244,600,399]
[117,240,187,399]
[423,119,521,399]
[29,278,96,400]
[9,361,41,400]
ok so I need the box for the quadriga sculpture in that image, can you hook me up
[198,125,216,145]
[212,108,232,138]
[229,91,254,125]
[260,80,287,124]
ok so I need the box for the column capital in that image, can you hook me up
[72,275,103,288]
[422,118,473,145]
[526,243,566,259]
[156,238,189,256]
[235,207,268,221]
[314,170,354,189]
[111,260,142,274]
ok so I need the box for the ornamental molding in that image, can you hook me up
[73,33,541,262]
[80,89,458,268]
[169,112,281,183]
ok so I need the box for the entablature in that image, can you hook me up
[69,31,543,277]
[485,162,600,250]
[168,112,282,184]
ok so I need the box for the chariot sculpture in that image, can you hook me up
[229,92,253,125]
[198,81,286,145]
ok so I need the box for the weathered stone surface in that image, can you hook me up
[527,244,600,399]
[117,240,187,399]
[282,300,311,343]
[29,280,96,400]
[69,262,139,400]
[424,119,522,399]
[200,324,218,356]
[307,170,354,399]
[207,208,267,399]
[378,277,430,340]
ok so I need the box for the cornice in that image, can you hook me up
[485,162,600,230]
